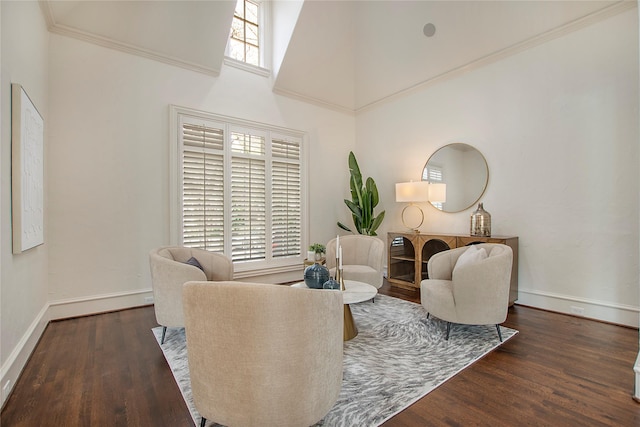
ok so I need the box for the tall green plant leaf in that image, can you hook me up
[337,151,386,236]
[370,211,385,235]
[354,216,363,234]
[348,152,362,188]
[337,222,352,232]
[366,177,379,207]
[362,192,371,232]
[344,200,362,221]
[350,175,362,209]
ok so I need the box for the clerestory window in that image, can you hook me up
[227,0,263,68]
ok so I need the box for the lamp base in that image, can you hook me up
[401,203,424,232]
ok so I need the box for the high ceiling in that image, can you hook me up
[42,0,236,75]
[42,0,633,114]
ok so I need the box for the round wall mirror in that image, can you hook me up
[422,143,488,213]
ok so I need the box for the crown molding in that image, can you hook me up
[38,0,55,28]
[49,24,221,76]
[354,0,636,114]
[272,86,356,116]
[40,0,220,77]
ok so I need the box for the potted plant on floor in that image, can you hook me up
[337,151,385,236]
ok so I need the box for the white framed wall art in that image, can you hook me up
[11,83,44,254]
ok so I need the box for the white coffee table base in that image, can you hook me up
[292,280,378,341]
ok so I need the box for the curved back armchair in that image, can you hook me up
[149,246,233,343]
[183,281,343,427]
[421,243,513,341]
[326,235,385,288]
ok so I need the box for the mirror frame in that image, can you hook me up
[422,143,489,213]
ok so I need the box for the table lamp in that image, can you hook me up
[395,181,430,232]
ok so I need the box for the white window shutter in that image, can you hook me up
[231,155,266,262]
[173,107,306,276]
[181,122,225,252]
[271,138,301,258]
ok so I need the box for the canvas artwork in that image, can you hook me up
[12,83,44,254]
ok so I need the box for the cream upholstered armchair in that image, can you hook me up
[326,235,385,289]
[148,246,233,344]
[421,243,513,341]
[183,281,343,427]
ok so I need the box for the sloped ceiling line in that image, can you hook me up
[272,86,356,116]
[355,0,637,114]
[39,0,235,77]
[47,22,223,76]
[38,1,635,115]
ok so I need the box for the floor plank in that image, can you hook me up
[2,281,639,426]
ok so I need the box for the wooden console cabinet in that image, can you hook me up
[387,232,519,305]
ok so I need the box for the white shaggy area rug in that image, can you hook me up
[153,294,517,427]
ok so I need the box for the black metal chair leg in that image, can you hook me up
[496,324,503,342]
[200,417,207,427]
[161,326,167,344]
[445,322,451,340]
[426,312,430,319]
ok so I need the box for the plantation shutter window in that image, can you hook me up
[173,107,306,276]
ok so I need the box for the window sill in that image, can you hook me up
[223,57,271,77]
[233,260,304,284]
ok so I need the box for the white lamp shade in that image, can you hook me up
[395,181,430,203]
[428,183,447,203]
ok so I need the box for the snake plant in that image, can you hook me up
[337,151,385,236]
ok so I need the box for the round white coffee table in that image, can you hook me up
[292,280,377,340]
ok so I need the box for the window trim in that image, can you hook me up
[169,105,308,277]
[223,57,271,77]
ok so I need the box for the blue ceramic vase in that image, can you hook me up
[322,278,340,290]
[304,263,330,289]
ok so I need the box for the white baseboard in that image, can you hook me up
[1,289,154,408]
[48,288,154,320]
[1,303,50,408]
[517,288,639,328]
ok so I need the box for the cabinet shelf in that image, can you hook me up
[387,231,519,305]
[390,273,415,283]
[390,255,415,262]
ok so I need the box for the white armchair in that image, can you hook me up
[326,235,385,289]
[420,243,513,341]
[183,281,343,427]
[149,246,233,343]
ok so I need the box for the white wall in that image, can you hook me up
[357,8,639,326]
[46,33,355,316]
[0,0,50,406]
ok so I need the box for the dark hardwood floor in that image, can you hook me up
[2,281,639,426]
